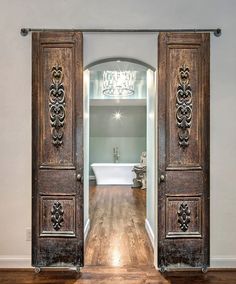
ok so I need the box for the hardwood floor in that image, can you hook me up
[0,268,236,283]
[85,185,153,266]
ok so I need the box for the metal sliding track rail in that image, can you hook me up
[20,28,222,37]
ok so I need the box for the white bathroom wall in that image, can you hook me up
[89,106,146,175]
[83,70,90,240]
[0,0,236,268]
[145,70,157,255]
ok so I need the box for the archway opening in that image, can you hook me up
[83,58,157,267]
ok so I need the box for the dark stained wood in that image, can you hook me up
[32,32,84,268]
[0,268,236,284]
[85,185,153,266]
[158,33,210,269]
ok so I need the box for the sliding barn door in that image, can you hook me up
[32,32,84,268]
[158,33,210,270]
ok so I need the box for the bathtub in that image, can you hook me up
[91,163,138,185]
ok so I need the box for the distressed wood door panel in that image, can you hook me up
[40,46,75,168]
[32,32,83,268]
[158,33,210,269]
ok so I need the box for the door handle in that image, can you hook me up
[77,174,81,181]
[77,173,83,183]
[160,174,165,182]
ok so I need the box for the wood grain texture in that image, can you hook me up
[158,33,210,269]
[32,32,84,267]
[0,268,236,284]
[85,185,153,266]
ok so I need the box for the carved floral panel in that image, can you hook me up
[176,64,193,148]
[49,64,66,148]
[177,202,191,232]
[51,201,64,230]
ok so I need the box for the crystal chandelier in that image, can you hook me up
[102,71,136,97]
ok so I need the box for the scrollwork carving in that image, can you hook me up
[49,64,65,147]
[176,64,193,148]
[51,201,64,230]
[177,202,191,232]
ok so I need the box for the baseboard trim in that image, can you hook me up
[1,243,236,268]
[0,255,31,268]
[211,257,236,268]
[84,218,90,241]
[0,255,236,269]
[145,218,154,249]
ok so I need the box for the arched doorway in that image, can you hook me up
[83,58,157,267]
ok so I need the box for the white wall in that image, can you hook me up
[83,70,90,240]
[146,70,156,254]
[0,0,236,268]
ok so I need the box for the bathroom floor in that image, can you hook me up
[85,185,154,266]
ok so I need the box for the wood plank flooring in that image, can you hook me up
[85,185,153,266]
[0,268,236,283]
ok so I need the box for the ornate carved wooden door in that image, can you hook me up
[158,33,210,270]
[32,32,83,269]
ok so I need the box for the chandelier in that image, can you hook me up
[102,71,136,97]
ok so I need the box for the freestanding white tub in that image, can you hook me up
[91,163,138,185]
